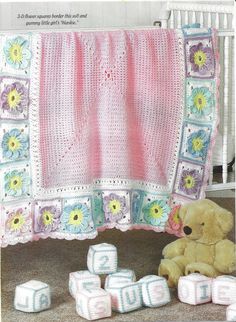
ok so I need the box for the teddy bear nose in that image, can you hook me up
[183,226,192,235]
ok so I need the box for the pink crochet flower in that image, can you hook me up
[168,205,182,231]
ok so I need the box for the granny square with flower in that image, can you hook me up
[0,28,219,246]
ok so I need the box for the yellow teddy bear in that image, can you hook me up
[158,199,236,288]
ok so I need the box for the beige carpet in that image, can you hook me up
[1,198,235,322]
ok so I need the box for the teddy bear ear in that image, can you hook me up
[215,207,233,234]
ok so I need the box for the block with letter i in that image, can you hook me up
[178,273,212,305]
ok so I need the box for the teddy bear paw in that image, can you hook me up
[185,263,219,277]
[158,259,183,288]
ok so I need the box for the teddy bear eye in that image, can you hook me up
[201,223,205,226]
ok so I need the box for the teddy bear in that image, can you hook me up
[158,199,236,288]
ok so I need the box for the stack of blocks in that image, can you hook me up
[69,243,171,320]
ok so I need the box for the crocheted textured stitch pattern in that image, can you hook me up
[0,28,219,246]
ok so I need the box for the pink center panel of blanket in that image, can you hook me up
[39,30,183,189]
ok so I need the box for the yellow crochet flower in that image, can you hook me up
[9,43,23,64]
[192,137,204,152]
[193,50,207,68]
[7,88,22,110]
[193,92,207,111]
[68,209,84,226]
[42,210,54,226]
[9,211,25,231]
[9,175,23,191]
[149,203,163,219]
[184,175,195,189]
[7,135,21,152]
[108,199,121,215]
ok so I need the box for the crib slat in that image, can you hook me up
[223,13,228,29]
[184,10,189,25]
[207,12,212,27]
[232,37,235,138]
[215,13,220,29]
[200,11,204,27]
[222,36,229,184]
[177,10,182,28]
[192,11,197,24]
[169,10,174,28]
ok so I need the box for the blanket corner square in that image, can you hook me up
[184,36,215,79]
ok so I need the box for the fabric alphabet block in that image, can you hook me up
[87,243,118,274]
[178,273,212,305]
[76,288,111,320]
[106,282,142,313]
[105,268,136,288]
[14,280,50,312]
[69,270,101,298]
[212,276,236,305]
[226,303,236,321]
[139,275,170,307]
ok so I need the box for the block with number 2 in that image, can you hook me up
[87,243,118,274]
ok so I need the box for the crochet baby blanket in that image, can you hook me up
[0,28,219,246]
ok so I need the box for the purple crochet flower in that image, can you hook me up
[37,206,61,233]
[1,81,29,113]
[179,169,202,195]
[5,208,31,236]
[103,193,128,222]
[189,42,213,75]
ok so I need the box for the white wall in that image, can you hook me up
[0,1,233,31]
[0,1,167,30]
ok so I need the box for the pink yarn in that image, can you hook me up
[39,30,183,189]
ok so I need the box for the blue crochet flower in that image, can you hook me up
[4,169,31,197]
[61,203,91,233]
[3,36,31,69]
[188,87,214,117]
[143,199,170,227]
[187,129,210,159]
[2,128,29,161]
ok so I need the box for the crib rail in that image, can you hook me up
[161,2,235,191]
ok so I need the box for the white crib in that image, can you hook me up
[158,2,235,192]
